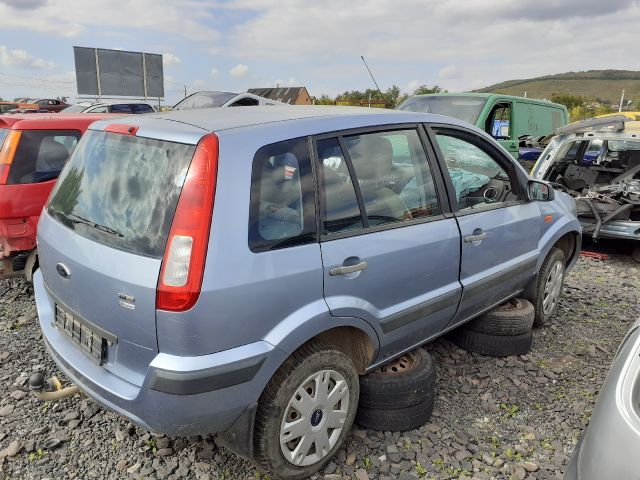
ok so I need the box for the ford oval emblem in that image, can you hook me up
[56,263,71,279]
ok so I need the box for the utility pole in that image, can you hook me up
[184,85,187,98]
[619,90,625,112]
[524,91,527,98]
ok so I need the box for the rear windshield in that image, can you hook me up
[397,96,488,125]
[47,130,196,258]
[8,130,81,184]
[173,92,237,110]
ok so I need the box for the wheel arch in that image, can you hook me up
[523,230,581,300]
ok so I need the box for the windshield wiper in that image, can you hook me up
[66,213,124,237]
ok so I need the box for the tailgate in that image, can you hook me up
[37,127,198,382]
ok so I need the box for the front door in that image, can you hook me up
[315,126,462,363]
[429,127,543,327]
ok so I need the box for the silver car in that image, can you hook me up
[565,320,640,479]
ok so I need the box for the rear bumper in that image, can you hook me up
[33,270,286,435]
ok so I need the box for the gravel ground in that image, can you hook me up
[0,253,638,480]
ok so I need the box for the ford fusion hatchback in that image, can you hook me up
[33,106,581,480]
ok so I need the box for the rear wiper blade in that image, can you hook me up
[66,214,124,238]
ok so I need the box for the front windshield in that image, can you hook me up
[397,96,488,125]
[173,91,237,110]
[62,104,90,113]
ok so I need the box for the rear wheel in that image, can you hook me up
[254,341,359,480]
[533,248,566,327]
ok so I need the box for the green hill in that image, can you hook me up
[473,70,640,104]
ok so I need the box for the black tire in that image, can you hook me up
[359,348,436,409]
[253,341,359,480]
[355,395,434,432]
[450,329,533,357]
[532,248,566,327]
[465,298,534,336]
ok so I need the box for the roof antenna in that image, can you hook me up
[361,56,384,99]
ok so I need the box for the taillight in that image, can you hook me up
[156,133,218,311]
[0,130,21,185]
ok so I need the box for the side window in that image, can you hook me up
[230,98,259,107]
[486,103,511,139]
[131,104,154,114]
[435,132,518,211]
[316,137,363,233]
[249,138,315,252]
[7,130,81,184]
[316,129,442,234]
[88,106,108,113]
[109,104,133,113]
[343,129,441,227]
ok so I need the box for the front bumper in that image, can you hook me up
[33,269,286,435]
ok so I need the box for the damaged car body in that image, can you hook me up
[532,116,640,253]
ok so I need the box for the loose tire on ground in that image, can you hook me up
[465,298,534,336]
[359,348,436,410]
[355,393,435,432]
[253,341,360,480]
[450,329,533,357]
[532,248,566,327]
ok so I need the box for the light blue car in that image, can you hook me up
[33,106,581,479]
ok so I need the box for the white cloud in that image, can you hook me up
[222,0,640,92]
[0,0,219,41]
[210,68,219,77]
[229,63,248,78]
[438,65,460,79]
[407,80,420,92]
[163,53,181,66]
[288,77,297,86]
[193,79,206,88]
[0,45,54,69]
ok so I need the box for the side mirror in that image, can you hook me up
[527,180,554,202]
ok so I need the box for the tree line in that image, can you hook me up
[312,85,446,108]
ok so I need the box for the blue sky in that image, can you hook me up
[0,0,639,105]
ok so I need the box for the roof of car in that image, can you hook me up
[408,92,565,107]
[0,113,118,130]
[80,99,154,106]
[123,105,445,133]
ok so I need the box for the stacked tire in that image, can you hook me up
[450,298,535,357]
[356,348,436,431]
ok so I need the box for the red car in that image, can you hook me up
[30,98,70,113]
[0,114,114,279]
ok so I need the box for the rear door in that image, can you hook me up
[428,126,542,327]
[39,128,197,382]
[316,125,462,363]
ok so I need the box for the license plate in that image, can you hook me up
[54,303,106,364]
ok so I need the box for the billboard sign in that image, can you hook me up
[73,47,164,98]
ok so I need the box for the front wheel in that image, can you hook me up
[254,341,359,480]
[533,247,566,327]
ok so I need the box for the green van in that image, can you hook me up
[397,93,569,159]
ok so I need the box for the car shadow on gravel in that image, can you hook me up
[1,253,638,480]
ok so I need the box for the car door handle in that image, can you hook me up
[464,232,487,243]
[329,261,368,276]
